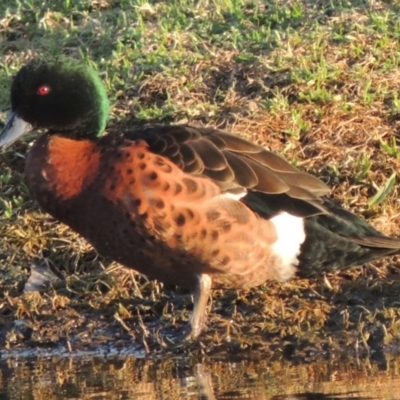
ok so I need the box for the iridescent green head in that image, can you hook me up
[0,57,109,148]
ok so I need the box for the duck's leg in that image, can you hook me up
[188,273,212,339]
[166,274,212,344]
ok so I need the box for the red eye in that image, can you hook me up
[37,85,51,95]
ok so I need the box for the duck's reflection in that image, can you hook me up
[0,355,394,399]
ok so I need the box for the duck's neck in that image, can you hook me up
[48,114,103,141]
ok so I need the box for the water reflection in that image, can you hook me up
[0,354,398,399]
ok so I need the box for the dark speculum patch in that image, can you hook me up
[182,177,198,194]
[206,210,221,222]
[174,213,186,226]
[174,183,183,195]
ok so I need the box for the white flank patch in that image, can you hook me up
[270,212,306,281]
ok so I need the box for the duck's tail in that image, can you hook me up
[298,198,400,277]
[243,192,400,277]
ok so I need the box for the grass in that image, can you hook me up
[1,0,400,360]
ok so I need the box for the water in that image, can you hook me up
[1,351,400,399]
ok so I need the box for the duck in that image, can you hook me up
[1,57,400,340]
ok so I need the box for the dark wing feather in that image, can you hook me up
[125,124,329,209]
[179,143,197,166]
[204,164,235,182]
[350,236,400,249]
[244,149,301,173]
[235,156,289,194]
[210,130,261,152]
[189,140,227,170]
[286,185,325,202]
[222,151,258,188]
[273,172,330,197]
[180,143,205,173]
[202,134,227,148]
